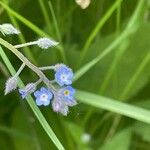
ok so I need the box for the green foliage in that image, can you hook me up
[0,0,150,150]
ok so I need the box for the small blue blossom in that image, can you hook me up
[52,86,76,115]
[55,64,73,86]
[34,87,53,106]
[5,77,18,95]
[58,86,77,106]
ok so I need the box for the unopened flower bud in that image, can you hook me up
[52,97,69,116]
[0,23,20,35]
[5,77,18,95]
[19,83,36,99]
[37,38,59,49]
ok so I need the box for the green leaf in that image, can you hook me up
[76,90,150,124]
[11,106,38,150]
[99,127,132,150]
[74,0,146,83]
[133,122,150,142]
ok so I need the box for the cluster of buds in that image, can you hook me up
[1,23,77,116]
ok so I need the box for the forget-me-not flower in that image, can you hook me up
[55,64,73,86]
[58,86,77,106]
[34,87,53,106]
[52,86,77,115]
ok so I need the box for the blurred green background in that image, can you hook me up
[0,0,150,150]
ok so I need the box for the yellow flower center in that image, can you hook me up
[64,90,69,96]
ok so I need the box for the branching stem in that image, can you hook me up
[0,38,56,91]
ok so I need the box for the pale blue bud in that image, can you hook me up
[5,77,18,95]
[37,38,59,49]
[19,83,37,99]
[0,23,20,35]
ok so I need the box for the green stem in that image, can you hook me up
[14,63,25,77]
[120,52,150,99]
[99,40,129,94]
[14,41,37,49]
[116,2,121,33]
[39,66,55,71]
[77,0,123,68]
[0,61,9,77]
[2,0,37,64]
[91,112,113,136]
[48,1,67,64]
[79,0,146,128]
[99,3,122,93]
[74,29,129,82]
[38,0,51,32]
[73,0,146,83]
[0,1,65,62]
[0,38,55,91]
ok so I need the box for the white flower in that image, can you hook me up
[75,0,91,9]
[5,77,18,95]
[37,38,59,49]
[0,23,20,35]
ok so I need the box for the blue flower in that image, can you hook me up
[52,86,76,115]
[34,87,53,106]
[58,86,77,106]
[55,65,73,86]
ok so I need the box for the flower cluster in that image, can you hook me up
[2,23,77,116]
[19,64,76,116]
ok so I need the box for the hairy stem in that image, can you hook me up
[0,38,56,91]
[39,66,55,71]
[14,63,26,77]
[14,41,37,49]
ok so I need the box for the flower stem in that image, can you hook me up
[35,78,42,86]
[14,41,37,49]
[0,38,56,91]
[39,66,55,71]
[14,62,26,77]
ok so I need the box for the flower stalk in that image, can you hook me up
[14,63,26,77]
[0,38,55,90]
[14,38,59,49]
[0,34,76,116]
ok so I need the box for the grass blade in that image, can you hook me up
[38,0,51,32]
[74,0,146,82]
[76,90,150,124]
[48,1,67,63]
[120,52,150,99]
[78,0,123,67]
[2,0,37,64]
